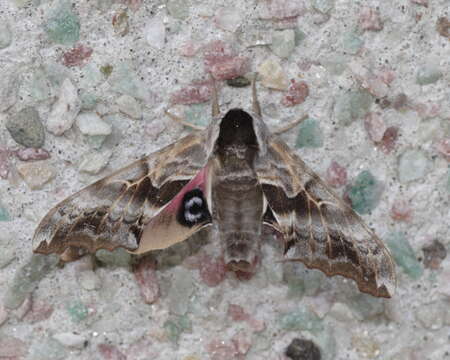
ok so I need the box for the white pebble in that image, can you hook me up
[116,95,142,120]
[78,270,102,291]
[17,161,56,190]
[145,17,166,49]
[257,59,289,90]
[76,112,112,136]
[78,150,112,174]
[53,332,87,349]
[46,79,81,136]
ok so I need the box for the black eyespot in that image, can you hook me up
[177,188,210,227]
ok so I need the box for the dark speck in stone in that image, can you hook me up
[285,338,321,360]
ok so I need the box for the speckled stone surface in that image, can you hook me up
[0,0,449,359]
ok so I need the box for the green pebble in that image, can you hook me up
[279,309,324,333]
[80,64,104,88]
[185,104,209,128]
[66,300,89,322]
[226,76,251,88]
[342,32,364,55]
[94,0,114,12]
[386,232,423,280]
[285,275,305,299]
[346,292,384,320]
[346,170,381,214]
[322,55,348,75]
[100,64,113,78]
[85,135,107,149]
[3,254,58,309]
[80,92,98,110]
[166,0,190,19]
[416,65,442,85]
[109,62,148,101]
[95,248,132,267]
[283,263,305,299]
[0,202,10,221]
[270,29,296,58]
[312,0,334,14]
[44,62,70,87]
[163,315,192,344]
[335,89,373,125]
[11,0,31,7]
[176,314,192,332]
[397,149,429,183]
[29,338,67,360]
[295,118,324,148]
[447,167,450,193]
[44,1,80,45]
[0,21,12,49]
[163,319,181,343]
[6,107,45,148]
[29,67,52,102]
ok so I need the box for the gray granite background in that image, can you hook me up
[0,0,449,359]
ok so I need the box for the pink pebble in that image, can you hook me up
[0,147,11,179]
[206,339,238,360]
[281,80,309,107]
[16,295,32,320]
[414,102,441,119]
[227,304,250,322]
[213,8,242,33]
[98,344,127,360]
[62,44,93,67]
[170,80,212,105]
[263,0,305,20]
[199,255,227,287]
[121,0,142,11]
[203,40,235,67]
[359,7,383,31]
[326,161,347,188]
[208,57,250,80]
[15,148,51,161]
[377,126,399,154]
[126,337,157,359]
[0,303,8,326]
[0,337,27,358]
[365,77,389,98]
[24,300,54,323]
[247,316,266,333]
[364,112,387,143]
[410,0,428,7]
[435,139,450,161]
[179,40,201,57]
[203,40,249,80]
[377,68,396,85]
[390,199,413,222]
[231,331,252,355]
[183,253,206,270]
[133,257,160,304]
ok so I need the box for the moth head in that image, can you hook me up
[206,108,269,156]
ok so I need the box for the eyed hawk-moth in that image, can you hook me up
[33,77,396,298]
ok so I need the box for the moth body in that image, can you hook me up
[33,79,396,298]
[210,109,264,271]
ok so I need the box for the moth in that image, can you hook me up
[33,77,396,298]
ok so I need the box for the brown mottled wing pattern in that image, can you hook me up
[33,132,209,260]
[256,137,396,298]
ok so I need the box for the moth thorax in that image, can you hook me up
[223,231,259,269]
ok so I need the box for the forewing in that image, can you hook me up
[133,165,211,254]
[256,138,396,298]
[33,132,211,261]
